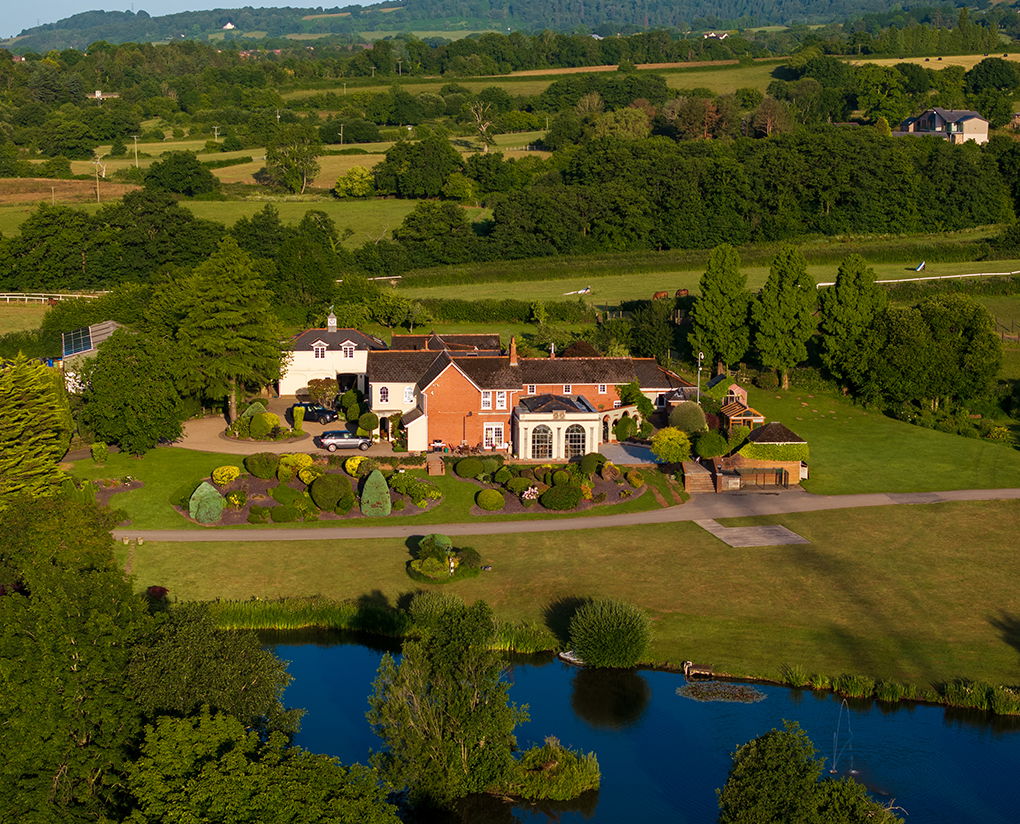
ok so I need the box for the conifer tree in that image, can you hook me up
[176,238,284,421]
[818,254,886,391]
[0,354,70,508]
[690,243,750,374]
[752,246,817,389]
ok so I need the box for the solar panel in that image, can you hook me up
[62,327,93,358]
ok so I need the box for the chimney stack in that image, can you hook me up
[326,310,337,333]
[549,342,555,359]
[509,336,518,366]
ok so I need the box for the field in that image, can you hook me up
[121,499,1020,686]
[0,302,48,334]
[0,177,137,207]
[852,54,1020,70]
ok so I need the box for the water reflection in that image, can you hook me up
[570,668,651,730]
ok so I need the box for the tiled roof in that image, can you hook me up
[390,332,502,352]
[367,350,444,382]
[746,422,805,444]
[930,107,984,122]
[291,328,386,351]
[518,394,589,413]
[402,407,425,425]
[519,358,691,389]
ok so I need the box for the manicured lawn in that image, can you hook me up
[0,302,48,334]
[123,499,1020,686]
[71,448,675,530]
[745,387,1020,494]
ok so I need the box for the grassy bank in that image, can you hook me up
[121,499,1020,687]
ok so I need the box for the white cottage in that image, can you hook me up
[278,312,386,397]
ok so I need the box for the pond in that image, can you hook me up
[269,631,1020,823]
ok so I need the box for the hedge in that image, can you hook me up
[269,505,301,523]
[455,457,484,478]
[739,443,810,461]
[418,297,594,324]
[476,489,505,511]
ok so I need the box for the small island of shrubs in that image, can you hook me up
[406,533,483,583]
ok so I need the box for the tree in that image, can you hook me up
[616,380,655,419]
[818,254,886,390]
[333,166,374,198]
[367,600,527,806]
[966,57,1020,95]
[373,136,463,198]
[77,330,184,454]
[630,298,675,360]
[752,246,817,389]
[306,377,339,407]
[260,124,322,194]
[690,243,750,373]
[0,354,71,508]
[127,710,399,824]
[175,238,284,421]
[751,97,793,136]
[650,427,692,463]
[466,100,496,151]
[144,150,218,195]
[668,401,707,433]
[718,721,901,824]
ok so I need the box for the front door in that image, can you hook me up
[484,423,503,449]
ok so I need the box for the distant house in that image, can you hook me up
[222,22,236,30]
[703,31,729,40]
[85,89,120,102]
[895,107,989,145]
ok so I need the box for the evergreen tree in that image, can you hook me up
[367,600,527,806]
[818,254,886,390]
[0,354,71,508]
[690,243,750,374]
[78,330,185,454]
[175,238,284,421]
[752,246,817,388]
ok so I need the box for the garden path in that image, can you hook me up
[113,487,1020,543]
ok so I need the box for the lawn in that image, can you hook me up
[122,499,1020,686]
[0,302,48,334]
[71,448,677,530]
[745,386,1020,494]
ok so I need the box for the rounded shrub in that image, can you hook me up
[625,470,645,488]
[476,488,505,511]
[344,456,365,477]
[309,473,353,511]
[269,505,300,523]
[694,430,729,459]
[360,469,391,517]
[506,476,532,494]
[494,467,512,485]
[668,401,707,433]
[250,412,280,440]
[540,484,582,510]
[226,490,247,508]
[579,452,605,476]
[298,465,326,485]
[358,411,379,432]
[455,457,484,478]
[416,533,454,562]
[247,505,270,524]
[279,453,314,472]
[481,457,502,475]
[211,465,241,486]
[189,481,225,524]
[568,599,651,668]
[552,469,570,486]
[244,452,280,480]
[354,457,379,477]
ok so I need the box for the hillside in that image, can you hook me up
[3,0,951,52]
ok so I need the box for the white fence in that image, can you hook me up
[816,270,1020,288]
[0,292,103,303]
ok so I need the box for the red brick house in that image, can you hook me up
[368,337,692,457]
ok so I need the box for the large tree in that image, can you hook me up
[143,150,218,196]
[752,246,817,388]
[259,124,322,194]
[77,330,185,454]
[367,599,527,806]
[818,254,886,390]
[175,238,284,420]
[0,354,71,508]
[690,243,750,374]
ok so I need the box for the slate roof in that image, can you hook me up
[390,332,502,353]
[518,394,590,413]
[746,422,805,444]
[402,407,425,425]
[291,328,386,351]
[367,350,444,382]
[929,107,984,123]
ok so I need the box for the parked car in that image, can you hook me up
[318,430,372,452]
[289,403,338,424]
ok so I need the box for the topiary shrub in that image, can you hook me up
[244,452,279,480]
[298,465,326,485]
[279,453,315,473]
[626,470,645,488]
[415,533,454,562]
[568,598,651,668]
[211,465,241,486]
[344,456,365,476]
[354,457,379,478]
[269,505,300,523]
[694,430,729,459]
[309,473,353,511]
[579,452,605,476]
[455,457,484,478]
[668,401,708,433]
[276,464,296,483]
[552,469,570,486]
[506,476,532,494]
[189,481,225,524]
[292,405,305,432]
[358,412,379,433]
[90,442,108,463]
[476,488,505,511]
[540,484,582,510]
[250,412,280,440]
[334,492,355,515]
[481,457,502,475]
[494,467,512,485]
[613,415,637,441]
[360,469,391,517]
[247,504,270,523]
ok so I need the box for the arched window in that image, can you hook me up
[564,424,586,459]
[379,386,389,403]
[531,425,552,460]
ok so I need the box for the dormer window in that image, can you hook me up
[341,343,355,359]
[312,343,327,359]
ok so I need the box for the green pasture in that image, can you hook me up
[123,499,1020,686]
[0,302,49,334]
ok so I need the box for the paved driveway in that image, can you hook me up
[599,442,660,465]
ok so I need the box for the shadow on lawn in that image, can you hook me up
[543,596,588,647]
[989,612,1020,662]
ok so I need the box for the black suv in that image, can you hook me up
[290,403,338,425]
[318,430,372,452]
